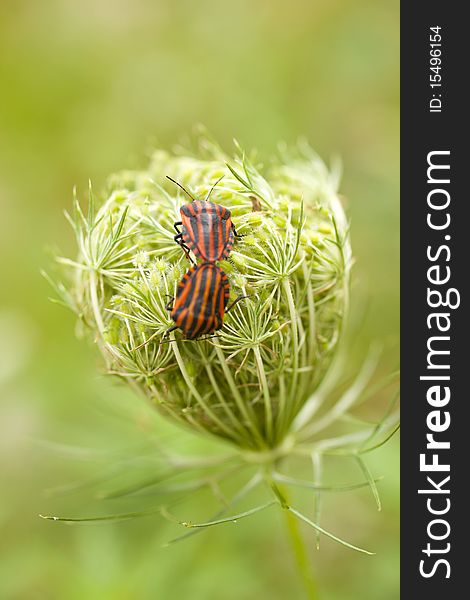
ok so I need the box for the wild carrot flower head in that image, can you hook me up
[46,135,398,554]
[54,137,350,451]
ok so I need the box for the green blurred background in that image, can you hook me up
[0,1,399,598]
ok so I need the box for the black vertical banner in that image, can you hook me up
[401,2,467,596]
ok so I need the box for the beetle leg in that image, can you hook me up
[173,232,185,245]
[174,222,193,256]
[226,295,250,313]
[164,295,175,311]
[232,224,245,238]
[132,329,161,351]
[155,326,179,345]
[174,232,196,265]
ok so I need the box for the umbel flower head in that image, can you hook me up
[46,135,398,555]
[56,137,350,451]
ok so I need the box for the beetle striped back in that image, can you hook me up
[171,263,230,339]
[179,200,235,262]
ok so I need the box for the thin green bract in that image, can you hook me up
[46,135,399,561]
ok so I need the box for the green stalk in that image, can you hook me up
[213,345,266,449]
[89,269,105,336]
[171,337,238,442]
[204,361,250,442]
[275,483,320,600]
[253,345,273,443]
[283,278,300,420]
[284,509,320,600]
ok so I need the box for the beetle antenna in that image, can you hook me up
[204,175,225,202]
[166,176,197,202]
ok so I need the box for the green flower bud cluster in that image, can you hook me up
[57,138,351,451]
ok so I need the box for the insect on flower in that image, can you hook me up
[167,262,245,340]
[168,175,242,263]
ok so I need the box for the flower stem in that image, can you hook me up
[170,336,237,441]
[253,345,273,443]
[282,278,300,419]
[282,491,320,600]
[89,269,105,336]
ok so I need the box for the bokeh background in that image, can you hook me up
[0,1,399,599]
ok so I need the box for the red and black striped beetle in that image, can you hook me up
[166,262,245,339]
[167,176,241,263]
